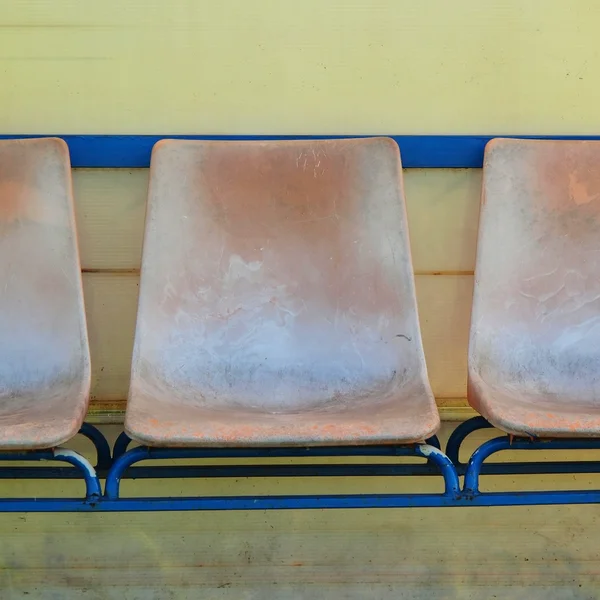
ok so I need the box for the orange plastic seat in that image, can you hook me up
[0,138,90,449]
[125,138,439,446]
[469,138,600,438]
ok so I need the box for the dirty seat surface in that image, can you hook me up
[469,139,600,438]
[0,138,90,449]
[126,138,438,446]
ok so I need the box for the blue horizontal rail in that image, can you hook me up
[0,463,442,479]
[3,489,600,512]
[3,134,600,168]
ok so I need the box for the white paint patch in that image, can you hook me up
[53,448,97,478]
[418,444,446,458]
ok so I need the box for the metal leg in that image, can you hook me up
[78,422,112,470]
[445,416,492,467]
[0,448,102,504]
[112,431,133,460]
[461,436,600,506]
[52,448,103,500]
[445,418,600,477]
[454,424,600,475]
[463,436,512,495]
[0,424,111,479]
[105,446,150,499]
[414,444,461,498]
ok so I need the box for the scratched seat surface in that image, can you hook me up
[0,138,90,449]
[125,138,439,446]
[469,138,600,438]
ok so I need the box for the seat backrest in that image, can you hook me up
[0,138,90,396]
[131,138,430,410]
[470,138,600,398]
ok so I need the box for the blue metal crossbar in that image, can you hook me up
[3,134,600,168]
[5,491,600,512]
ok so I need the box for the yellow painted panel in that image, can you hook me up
[404,169,481,273]
[417,275,473,399]
[74,169,147,271]
[83,273,139,401]
[73,168,481,273]
[83,273,472,408]
[1,1,600,134]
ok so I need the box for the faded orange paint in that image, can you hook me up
[469,139,600,438]
[0,138,90,449]
[125,138,439,446]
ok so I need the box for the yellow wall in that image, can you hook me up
[2,0,600,134]
[2,1,599,419]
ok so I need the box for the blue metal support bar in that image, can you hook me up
[1,425,600,510]
[445,416,492,466]
[104,463,443,479]
[113,431,132,460]
[0,448,101,502]
[104,443,461,501]
[0,494,460,512]
[463,436,600,502]
[0,434,599,510]
[447,418,600,476]
[78,422,112,469]
[3,134,600,168]
[4,489,600,512]
[0,423,112,479]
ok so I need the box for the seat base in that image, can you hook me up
[125,384,440,447]
[0,385,88,450]
[468,375,600,438]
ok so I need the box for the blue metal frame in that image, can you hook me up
[79,422,113,470]
[0,447,101,511]
[0,423,112,479]
[110,433,444,479]
[93,437,600,510]
[446,416,600,476]
[462,436,600,506]
[3,134,600,168]
[1,425,600,509]
[103,443,461,511]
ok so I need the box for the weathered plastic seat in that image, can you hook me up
[125,138,439,446]
[0,138,90,449]
[469,138,600,438]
